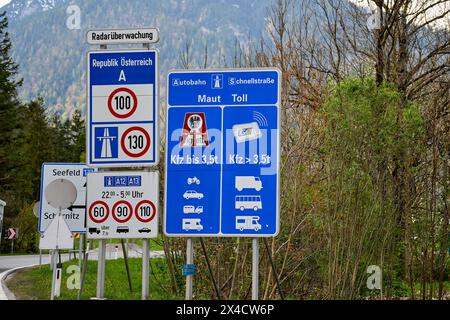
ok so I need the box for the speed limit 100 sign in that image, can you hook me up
[86,171,159,239]
[87,49,159,167]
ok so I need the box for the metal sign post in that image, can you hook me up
[142,238,150,300]
[50,248,58,300]
[252,238,259,300]
[78,234,83,271]
[78,241,91,300]
[96,239,106,299]
[93,44,108,300]
[7,228,18,254]
[121,239,133,293]
[185,238,194,300]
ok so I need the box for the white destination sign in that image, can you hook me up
[39,163,96,234]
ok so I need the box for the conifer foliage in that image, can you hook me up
[0,12,85,253]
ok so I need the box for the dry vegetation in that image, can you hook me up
[160,0,449,300]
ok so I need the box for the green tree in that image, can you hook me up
[18,98,56,201]
[67,109,86,162]
[0,11,23,189]
[320,77,425,298]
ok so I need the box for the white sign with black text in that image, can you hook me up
[39,163,97,234]
[86,171,159,239]
[86,28,159,45]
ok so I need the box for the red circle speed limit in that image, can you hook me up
[89,201,109,223]
[135,200,156,223]
[108,87,138,119]
[120,126,151,158]
[112,200,133,223]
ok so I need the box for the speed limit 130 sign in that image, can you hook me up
[86,171,159,239]
[87,49,159,167]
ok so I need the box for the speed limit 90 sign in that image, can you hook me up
[86,171,159,239]
[87,49,159,167]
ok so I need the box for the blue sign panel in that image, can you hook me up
[104,175,142,187]
[87,49,158,167]
[165,69,280,237]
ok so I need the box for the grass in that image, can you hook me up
[6,257,184,300]
[87,236,164,251]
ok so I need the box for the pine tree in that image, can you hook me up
[19,98,55,200]
[0,11,23,189]
[68,109,86,163]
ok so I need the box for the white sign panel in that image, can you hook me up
[39,163,97,233]
[39,215,74,250]
[86,171,159,239]
[87,28,159,45]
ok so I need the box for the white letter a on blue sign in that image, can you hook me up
[118,70,126,82]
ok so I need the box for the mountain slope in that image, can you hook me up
[5,0,272,118]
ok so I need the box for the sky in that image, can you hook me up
[0,0,11,9]
[349,0,449,30]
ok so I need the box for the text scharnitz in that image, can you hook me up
[92,57,153,69]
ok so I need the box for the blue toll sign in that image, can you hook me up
[164,69,280,237]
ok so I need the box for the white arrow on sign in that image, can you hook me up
[8,228,17,240]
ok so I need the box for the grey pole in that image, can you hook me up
[96,239,106,299]
[50,250,53,270]
[39,249,42,265]
[186,238,193,300]
[252,238,259,300]
[78,234,83,271]
[78,241,90,300]
[142,238,150,300]
[50,249,58,300]
[94,138,107,299]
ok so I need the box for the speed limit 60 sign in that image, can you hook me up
[86,171,159,239]
[87,49,159,167]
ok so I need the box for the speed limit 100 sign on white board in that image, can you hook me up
[86,171,159,239]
